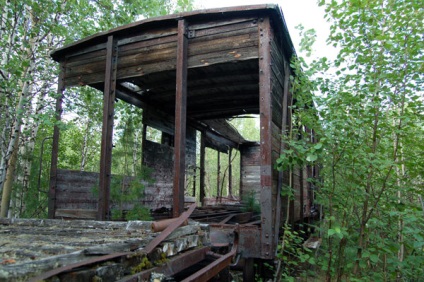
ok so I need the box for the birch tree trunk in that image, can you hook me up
[0,5,39,216]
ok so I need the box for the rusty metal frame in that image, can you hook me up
[181,230,238,282]
[48,62,65,219]
[118,246,211,282]
[28,251,131,282]
[97,35,118,221]
[173,19,188,217]
[258,16,275,259]
[142,203,196,254]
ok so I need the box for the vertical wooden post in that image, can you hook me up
[243,258,255,282]
[141,124,147,165]
[217,151,220,198]
[275,59,291,241]
[173,19,188,217]
[200,131,206,205]
[98,35,118,221]
[192,167,196,197]
[287,71,295,228]
[48,62,65,219]
[258,17,274,259]
[228,148,232,196]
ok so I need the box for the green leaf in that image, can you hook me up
[369,254,379,263]
[306,153,318,162]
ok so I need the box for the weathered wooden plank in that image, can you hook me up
[240,144,261,203]
[190,19,257,38]
[258,17,275,259]
[118,42,177,69]
[98,35,118,221]
[65,42,107,59]
[154,80,258,102]
[188,45,258,68]
[188,27,258,57]
[118,26,178,46]
[203,119,246,145]
[189,16,257,31]
[66,49,107,67]
[173,19,188,217]
[55,209,97,219]
[0,217,206,281]
[271,79,283,127]
[65,59,107,78]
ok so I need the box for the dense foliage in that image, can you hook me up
[278,0,423,280]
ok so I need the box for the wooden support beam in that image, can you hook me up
[173,19,188,217]
[217,151,221,198]
[48,62,65,219]
[98,36,118,221]
[258,17,274,259]
[228,148,232,196]
[200,131,206,205]
[275,56,291,245]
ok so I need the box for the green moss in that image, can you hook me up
[131,256,153,274]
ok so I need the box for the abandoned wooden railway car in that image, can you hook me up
[43,4,319,280]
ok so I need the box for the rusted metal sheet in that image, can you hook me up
[239,225,261,258]
[98,35,118,221]
[151,217,188,233]
[173,19,188,217]
[48,62,65,219]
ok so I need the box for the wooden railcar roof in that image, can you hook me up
[51,4,295,61]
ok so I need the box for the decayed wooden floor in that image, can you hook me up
[0,218,207,281]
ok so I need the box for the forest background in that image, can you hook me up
[0,0,422,280]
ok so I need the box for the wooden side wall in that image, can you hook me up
[54,123,197,216]
[142,118,197,210]
[187,17,259,68]
[142,140,174,209]
[55,169,98,212]
[269,25,290,229]
[240,144,261,203]
[63,17,260,88]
